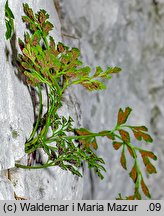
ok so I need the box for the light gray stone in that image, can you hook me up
[0,0,83,200]
[0,0,62,171]
[60,0,164,199]
[0,174,15,200]
[10,164,83,200]
[9,89,83,200]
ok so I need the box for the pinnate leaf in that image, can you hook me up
[140,153,157,174]
[75,128,92,136]
[129,163,137,183]
[127,146,135,158]
[132,126,148,132]
[38,9,47,25]
[113,142,122,150]
[5,0,14,19]
[93,66,103,77]
[5,0,15,40]
[91,138,98,150]
[132,128,153,143]
[75,128,98,150]
[81,80,106,91]
[43,21,54,33]
[132,130,142,141]
[119,129,130,143]
[106,66,121,74]
[141,178,151,198]
[72,48,80,58]
[23,3,35,21]
[146,162,157,174]
[117,107,132,125]
[57,42,65,53]
[140,150,157,161]
[120,148,127,170]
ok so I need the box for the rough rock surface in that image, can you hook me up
[0,0,83,200]
[60,0,164,199]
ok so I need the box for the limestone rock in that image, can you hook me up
[0,0,83,200]
[60,0,164,199]
[0,174,15,200]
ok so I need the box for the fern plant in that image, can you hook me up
[5,2,157,200]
